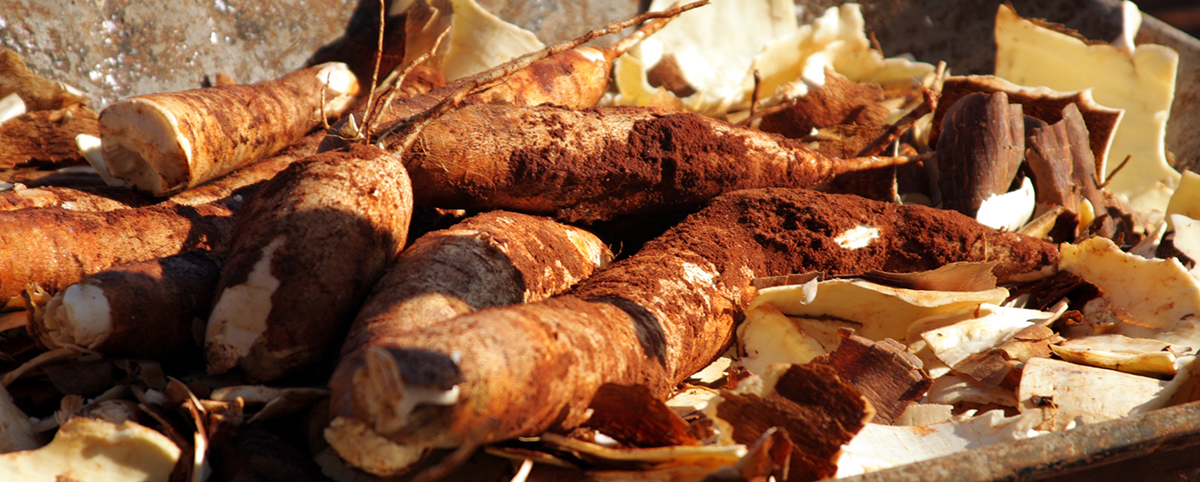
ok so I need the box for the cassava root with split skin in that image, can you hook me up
[331,188,1058,467]
[325,210,612,475]
[204,144,413,382]
[99,62,359,196]
[402,104,924,222]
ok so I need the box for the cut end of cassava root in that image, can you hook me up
[352,346,463,436]
[325,417,429,477]
[41,282,113,350]
[99,98,188,195]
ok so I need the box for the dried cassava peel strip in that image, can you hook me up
[326,210,611,475]
[99,62,358,196]
[333,188,1057,464]
[403,104,919,222]
[205,144,413,382]
[28,250,222,364]
[0,198,239,308]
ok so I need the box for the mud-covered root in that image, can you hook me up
[404,104,920,222]
[330,187,1058,466]
[29,250,222,364]
[0,198,240,310]
[99,62,359,196]
[204,144,413,382]
[325,210,611,476]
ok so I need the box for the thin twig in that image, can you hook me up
[357,0,388,145]
[362,28,449,142]
[855,85,938,157]
[749,70,762,119]
[1099,154,1132,189]
[376,0,710,149]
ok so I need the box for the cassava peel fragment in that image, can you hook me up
[403,104,919,222]
[100,62,359,196]
[0,198,239,306]
[205,144,413,382]
[333,188,1057,462]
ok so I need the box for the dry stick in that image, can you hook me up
[356,0,388,146]
[854,85,938,158]
[375,0,710,151]
[1099,154,1131,189]
[360,28,449,142]
[337,188,1059,459]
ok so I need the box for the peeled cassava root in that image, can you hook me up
[325,210,612,475]
[204,144,413,382]
[0,198,239,309]
[403,104,920,222]
[99,62,358,196]
[330,187,1058,465]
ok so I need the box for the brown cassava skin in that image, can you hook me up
[33,250,222,363]
[0,198,239,305]
[403,104,912,222]
[205,144,413,382]
[0,134,323,212]
[337,188,1058,451]
[100,63,358,196]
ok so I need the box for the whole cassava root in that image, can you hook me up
[29,250,222,364]
[332,188,1058,461]
[325,210,612,475]
[204,144,413,382]
[99,62,359,196]
[0,134,324,212]
[403,104,920,222]
[0,198,240,309]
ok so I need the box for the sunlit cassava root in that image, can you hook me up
[99,62,359,196]
[0,134,323,212]
[331,188,1059,465]
[28,250,222,364]
[325,210,612,475]
[321,1,705,150]
[0,198,240,310]
[402,104,923,222]
[204,144,413,382]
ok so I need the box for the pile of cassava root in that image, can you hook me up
[0,1,1073,481]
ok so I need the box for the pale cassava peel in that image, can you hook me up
[401,104,923,222]
[204,144,413,382]
[28,250,222,364]
[0,198,240,310]
[326,210,611,475]
[331,187,1058,466]
[99,62,359,196]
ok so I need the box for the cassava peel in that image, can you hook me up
[332,188,1057,461]
[403,104,919,222]
[205,144,413,382]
